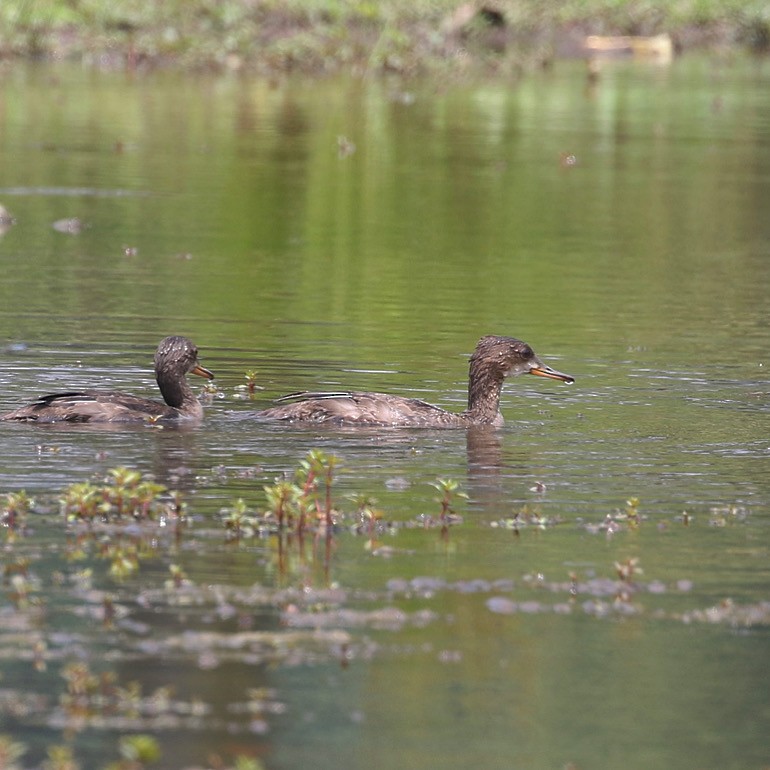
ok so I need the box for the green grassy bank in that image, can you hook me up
[1,0,768,75]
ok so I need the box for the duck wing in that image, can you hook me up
[260,391,456,426]
[1,390,173,423]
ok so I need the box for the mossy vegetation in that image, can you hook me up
[0,0,767,75]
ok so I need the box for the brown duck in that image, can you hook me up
[256,335,573,428]
[0,336,213,423]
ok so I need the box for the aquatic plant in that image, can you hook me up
[0,735,26,770]
[59,662,177,729]
[166,563,189,589]
[61,467,177,523]
[105,734,161,769]
[624,497,640,528]
[263,480,301,531]
[244,369,262,397]
[3,557,40,610]
[6,571,40,610]
[60,482,102,522]
[61,660,105,700]
[42,745,80,770]
[296,449,339,529]
[258,450,342,535]
[348,492,382,547]
[614,556,643,604]
[430,478,467,524]
[1,490,34,540]
[222,497,261,540]
[232,369,264,401]
[615,557,643,582]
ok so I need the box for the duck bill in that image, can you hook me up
[191,364,215,380]
[529,364,574,384]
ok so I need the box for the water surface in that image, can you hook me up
[0,56,769,769]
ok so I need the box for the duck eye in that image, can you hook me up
[521,345,534,358]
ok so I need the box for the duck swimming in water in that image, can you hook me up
[256,335,573,428]
[0,336,214,424]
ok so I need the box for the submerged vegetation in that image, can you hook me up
[0,0,768,74]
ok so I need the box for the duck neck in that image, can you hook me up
[462,358,504,425]
[157,371,202,417]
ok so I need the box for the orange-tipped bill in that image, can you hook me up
[529,364,574,384]
[191,364,215,380]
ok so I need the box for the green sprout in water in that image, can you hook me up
[244,369,262,397]
[222,498,261,540]
[61,467,173,523]
[430,478,467,524]
[296,449,339,529]
[624,497,640,527]
[105,467,165,519]
[263,481,301,532]
[60,482,101,523]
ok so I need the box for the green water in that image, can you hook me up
[0,56,768,769]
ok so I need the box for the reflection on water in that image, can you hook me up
[0,57,769,769]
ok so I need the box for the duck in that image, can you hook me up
[256,335,573,428]
[0,336,214,423]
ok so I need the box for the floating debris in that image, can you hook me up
[51,217,85,234]
[0,203,15,234]
[584,33,674,62]
[384,476,410,490]
[337,135,356,158]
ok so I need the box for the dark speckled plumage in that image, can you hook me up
[256,335,573,428]
[0,336,213,424]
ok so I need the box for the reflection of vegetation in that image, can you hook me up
[0,730,263,770]
[4,557,39,610]
[55,468,188,580]
[0,735,26,770]
[42,745,80,770]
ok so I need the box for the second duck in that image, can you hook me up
[256,335,573,428]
